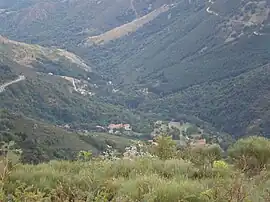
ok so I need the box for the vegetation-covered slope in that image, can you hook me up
[85,5,170,45]
[79,0,270,137]
[1,0,270,138]
[0,37,153,133]
[0,67,148,132]
[2,135,270,201]
[0,110,132,164]
[0,35,92,74]
[0,0,173,47]
[86,0,270,88]
[141,62,270,137]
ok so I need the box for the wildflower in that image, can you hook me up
[213,160,229,169]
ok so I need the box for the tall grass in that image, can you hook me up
[0,156,269,201]
[3,135,270,201]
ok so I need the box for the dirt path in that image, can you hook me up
[130,0,139,18]
[206,0,219,16]
[72,78,78,92]
[0,75,25,93]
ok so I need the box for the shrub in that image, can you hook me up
[228,136,270,172]
[151,135,176,160]
[152,158,194,179]
[2,135,270,201]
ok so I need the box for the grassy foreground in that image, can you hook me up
[1,135,270,201]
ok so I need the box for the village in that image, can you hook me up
[149,120,208,147]
[59,119,210,148]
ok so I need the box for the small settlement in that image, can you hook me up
[108,123,132,134]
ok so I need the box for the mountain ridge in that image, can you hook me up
[0,35,91,72]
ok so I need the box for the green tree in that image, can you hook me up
[169,127,180,140]
[228,136,270,172]
[77,150,92,161]
[186,125,199,136]
[189,144,222,166]
[152,135,176,160]
[119,127,125,134]
[186,144,223,177]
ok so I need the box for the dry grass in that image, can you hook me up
[86,5,170,45]
[0,35,91,71]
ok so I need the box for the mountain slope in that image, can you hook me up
[0,0,173,47]
[1,0,270,138]
[0,37,152,133]
[0,61,146,132]
[0,35,92,76]
[0,110,132,164]
[140,62,270,137]
[85,5,170,45]
[80,0,270,137]
[85,0,270,89]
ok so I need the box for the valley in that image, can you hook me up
[1,0,270,200]
[0,0,270,161]
[78,0,270,137]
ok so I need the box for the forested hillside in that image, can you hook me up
[140,62,270,137]
[0,110,132,164]
[0,0,174,47]
[0,36,154,134]
[1,0,270,138]
[77,0,270,137]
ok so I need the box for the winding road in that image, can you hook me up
[205,0,267,36]
[72,78,78,91]
[0,75,25,93]
[206,0,219,16]
[206,6,219,16]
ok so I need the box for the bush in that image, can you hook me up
[228,136,270,172]
[2,135,270,201]
[152,135,176,160]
